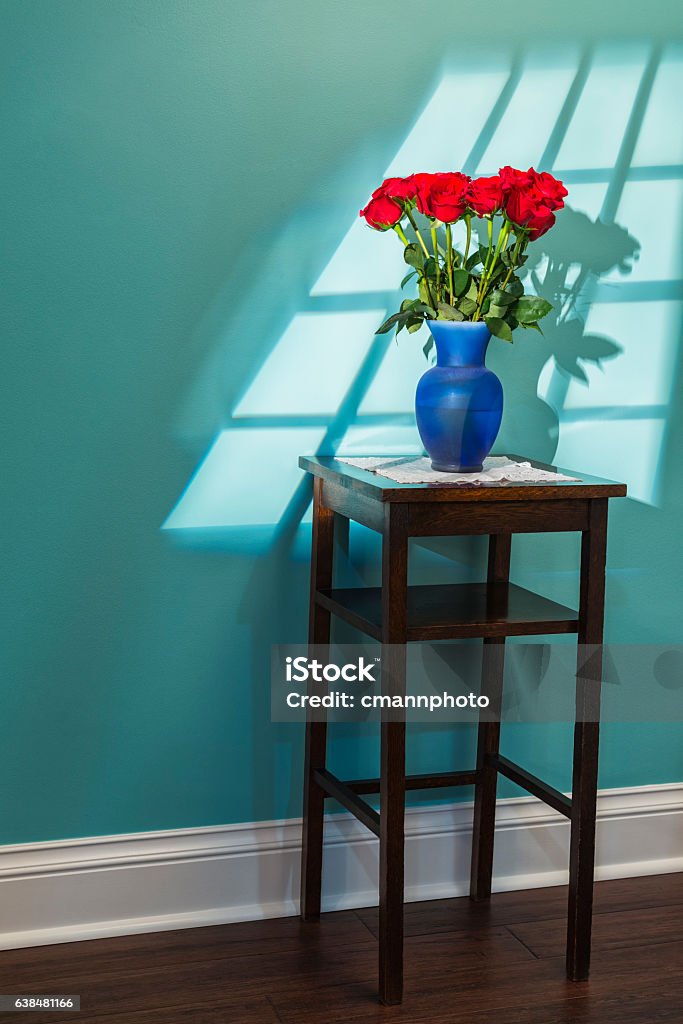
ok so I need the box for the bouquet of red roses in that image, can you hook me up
[360,167,567,346]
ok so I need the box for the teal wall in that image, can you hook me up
[1,1,682,845]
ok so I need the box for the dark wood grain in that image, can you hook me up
[567,498,608,980]
[14,1002,283,1024]
[300,476,335,920]
[299,455,624,1001]
[316,581,579,641]
[378,502,409,1005]
[0,913,374,984]
[509,902,683,958]
[270,926,683,1024]
[494,754,572,817]
[313,769,380,836]
[47,1006,279,1024]
[470,638,505,901]
[2,876,681,1024]
[487,531,512,582]
[356,873,683,938]
[321,479,384,533]
[470,534,510,901]
[345,769,478,794]
[408,498,589,534]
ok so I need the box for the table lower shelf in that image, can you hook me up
[316,582,579,641]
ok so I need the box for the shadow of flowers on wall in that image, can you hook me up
[531,208,639,380]
[493,207,640,463]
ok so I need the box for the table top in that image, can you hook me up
[299,454,627,504]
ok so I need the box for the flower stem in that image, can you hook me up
[474,217,495,319]
[500,231,525,291]
[474,218,510,321]
[463,214,472,266]
[406,209,431,259]
[420,272,437,311]
[394,221,435,308]
[430,224,441,299]
[393,223,410,247]
[446,223,454,304]
[482,217,493,275]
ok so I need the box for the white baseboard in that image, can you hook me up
[1,783,681,950]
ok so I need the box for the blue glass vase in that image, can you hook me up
[415,320,503,473]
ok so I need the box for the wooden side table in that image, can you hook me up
[298,454,626,1005]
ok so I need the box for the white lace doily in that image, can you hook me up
[337,456,580,485]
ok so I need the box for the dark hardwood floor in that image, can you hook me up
[1,873,682,1023]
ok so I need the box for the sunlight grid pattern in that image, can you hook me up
[165,43,682,530]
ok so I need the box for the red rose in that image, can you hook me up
[500,165,563,239]
[359,193,403,230]
[408,172,433,192]
[504,185,545,228]
[415,172,470,223]
[505,185,555,237]
[499,165,566,236]
[372,176,418,202]
[467,175,503,216]
[499,165,534,193]
[505,186,556,239]
[527,210,556,240]
[531,170,567,211]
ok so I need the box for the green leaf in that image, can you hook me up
[514,296,553,324]
[436,302,465,321]
[490,288,516,307]
[521,320,544,334]
[465,251,483,271]
[451,268,470,297]
[400,270,417,289]
[377,305,433,336]
[395,298,435,323]
[485,316,513,343]
[458,296,478,316]
[503,277,524,297]
[407,318,423,333]
[376,312,402,334]
[404,243,425,270]
[423,256,437,278]
[465,278,479,302]
[422,337,434,359]
[488,304,508,319]
[401,298,432,313]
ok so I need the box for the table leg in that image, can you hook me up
[379,504,408,1005]
[470,534,511,901]
[470,637,505,899]
[567,499,607,980]
[300,478,335,921]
